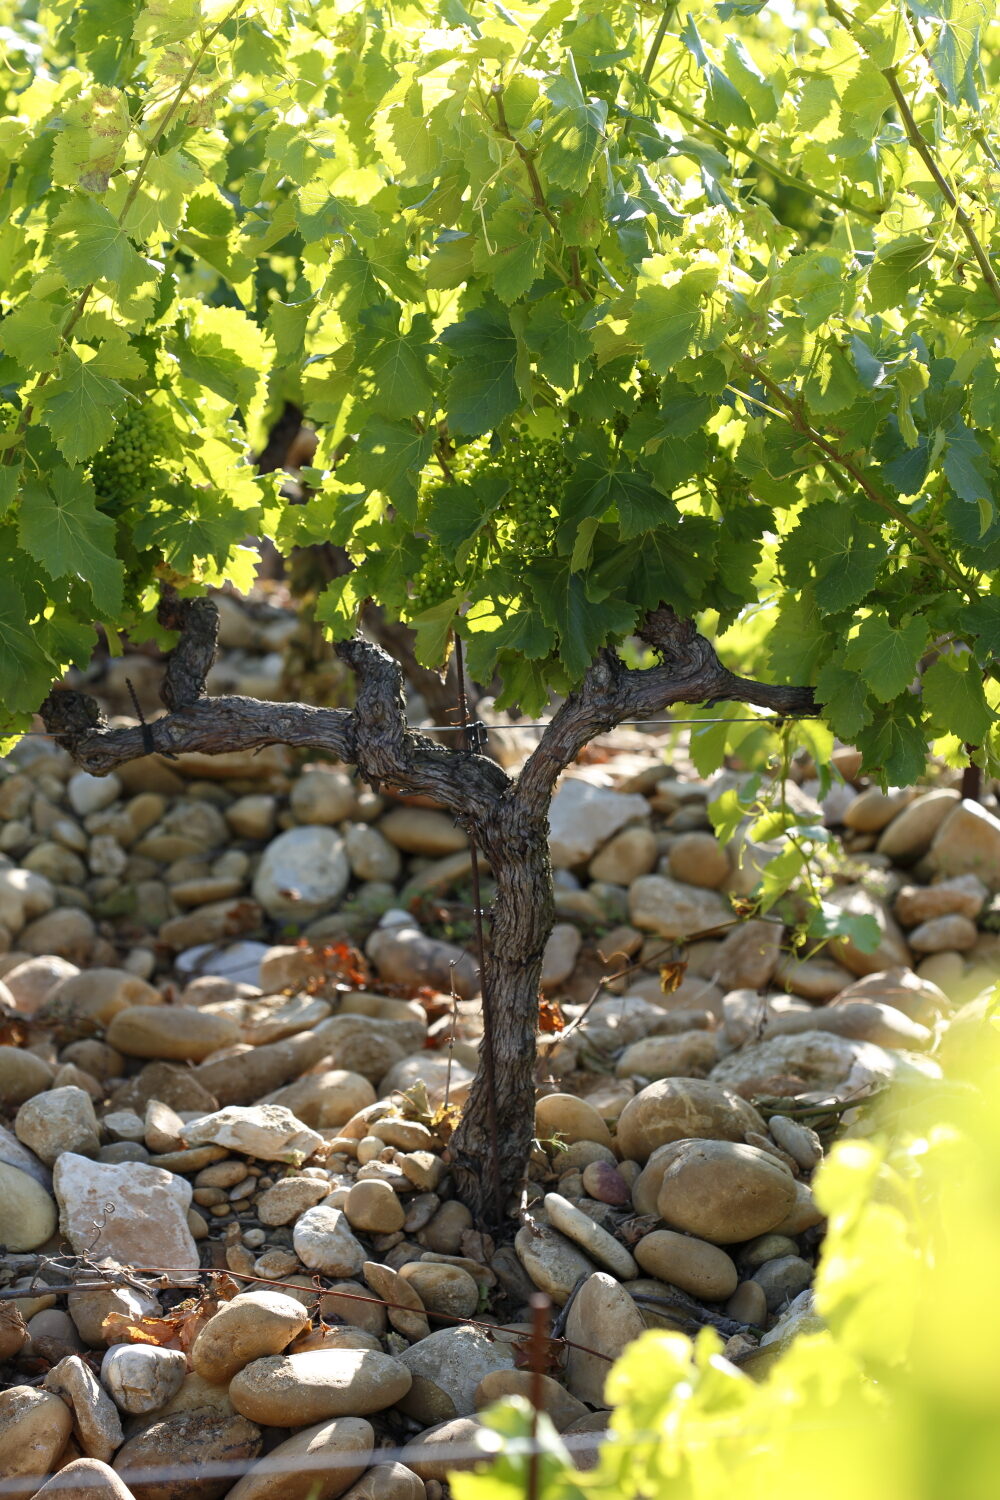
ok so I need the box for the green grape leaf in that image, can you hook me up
[336,420,433,520]
[922,653,993,743]
[0,581,57,720]
[843,614,928,703]
[463,599,556,683]
[409,595,461,669]
[923,0,987,108]
[314,571,370,641]
[868,237,934,313]
[530,557,636,680]
[708,785,756,843]
[0,297,71,374]
[170,303,269,413]
[441,305,520,436]
[473,203,548,304]
[52,197,155,290]
[681,17,756,130]
[361,315,436,420]
[629,265,719,375]
[755,840,807,914]
[50,87,131,194]
[540,55,609,193]
[806,901,881,952]
[40,348,128,466]
[19,469,125,612]
[856,694,930,786]
[815,660,874,742]
[722,37,779,123]
[960,596,1000,662]
[943,422,995,525]
[627,519,716,614]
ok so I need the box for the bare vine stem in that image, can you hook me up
[641,1,680,83]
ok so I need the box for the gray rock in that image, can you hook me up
[628,875,728,940]
[15,1085,100,1166]
[397,1326,515,1424]
[293,1204,366,1276]
[549,778,650,868]
[101,1342,187,1414]
[253,826,351,921]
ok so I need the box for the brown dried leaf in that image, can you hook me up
[659,960,688,996]
[537,998,565,1034]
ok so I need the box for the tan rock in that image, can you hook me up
[876,788,961,861]
[54,1153,198,1270]
[564,1271,646,1405]
[3,955,80,1014]
[112,1409,262,1500]
[21,907,95,964]
[265,1070,377,1129]
[400,1416,486,1481]
[294,1205,365,1276]
[656,1140,797,1244]
[666,832,731,889]
[101,1343,187,1415]
[0,1386,74,1500]
[106,1006,241,1063]
[362,1260,430,1341]
[908,914,978,953]
[628,875,728,939]
[710,1031,896,1100]
[15,1085,100,1165]
[29,1459,137,1500]
[338,1463,425,1500]
[894,875,987,927]
[318,1281,387,1338]
[229,1350,412,1425]
[515,1223,595,1304]
[833,968,949,1026]
[44,1355,123,1463]
[534,1093,613,1150]
[378,806,468,855]
[191,1291,311,1383]
[0,1046,54,1110]
[930,799,1000,888]
[615,1031,718,1080]
[256,1177,330,1226]
[343,1179,405,1234]
[634,1230,738,1301]
[543,1192,637,1279]
[589,826,658,884]
[475,1370,588,1432]
[828,884,911,976]
[772,953,855,1001]
[224,1416,374,1500]
[43,969,162,1031]
[398,1262,479,1319]
[615,1076,764,1163]
[396,1326,515,1424]
[843,786,915,832]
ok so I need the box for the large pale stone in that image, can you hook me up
[0,1386,73,1499]
[615,1077,764,1164]
[225,1416,374,1500]
[876,788,961,862]
[710,1031,896,1100]
[183,1105,323,1164]
[378,806,468,856]
[253,826,351,921]
[43,1355,123,1463]
[628,875,728,940]
[364,923,479,998]
[930,799,1000,889]
[564,1272,646,1405]
[53,1153,198,1269]
[515,1223,595,1304]
[294,1204,366,1276]
[713,920,782,990]
[396,1326,515,1424]
[0,1047,54,1110]
[589,826,658,884]
[548,778,650,868]
[229,1350,411,1425]
[106,1005,240,1062]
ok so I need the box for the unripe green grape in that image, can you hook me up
[409,546,457,614]
[91,401,181,515]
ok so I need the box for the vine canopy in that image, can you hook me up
[2,0,1000,783]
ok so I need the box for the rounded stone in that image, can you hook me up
[564,1271,647,1406]
[343,1179,405,1234]
[752,1254,814,1312]
[3,955,80,1013]
[112,1409,262,1500]
[634,1229,738,1301]
[0,1161,58,1250]
[400,1416,487,1481]
[515,1223,595,1305]
[290,769,358,827]
[101,1342,187,1414]
[615,1077,764,1164]
[294,1205,366,1276]
[396,1326,515,1424]
[534,1093,613,1150]
[0,1046,54,1109]
[543,1192,637,1279]
[615,1031,718,1081]
[253,826,351,921]
[666,832,731,889]
[0,1386,74,1498]
[656,1140,797,1245]
[589,826,658,885]
[378,806,468,855]
[726,1279,768,1325]
[225,1416,374,1500]
[475,1370,588,1432]
[398,1262,480,1320]
[191,1291,312,1383]
[581,1160,631,1206]
[106,1006,241,1062]
[229,1350,412,1425]
[30,1458,136,1500]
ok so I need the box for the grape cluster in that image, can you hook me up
[91,402,179,515]
[409,547,456,614]
[497,432,570,556]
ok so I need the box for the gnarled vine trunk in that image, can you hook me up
[40,593,815,1224]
